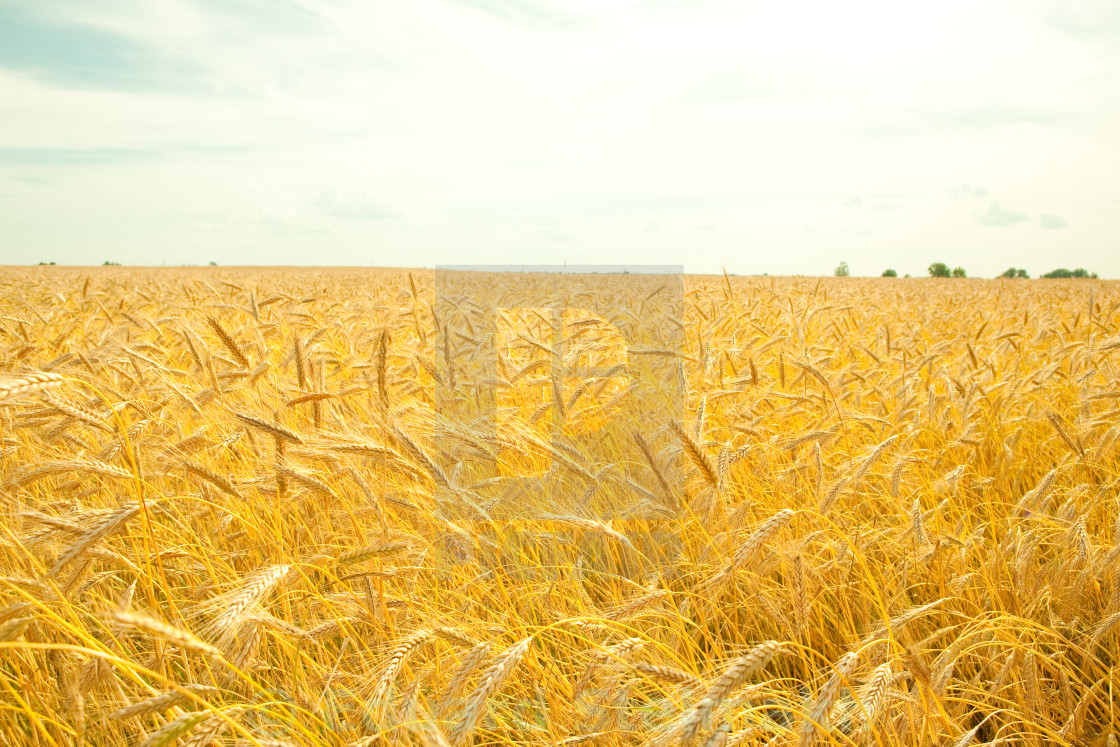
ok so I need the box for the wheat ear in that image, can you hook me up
[450,637,532,746]
[372,629,433,707]
[336,540,411,565]
[0,617,32,641]
[680,641,782,743]
[633,662,703,688]
[671,421,719,489]
[437,641,491,717]
[0,372,64,402]
[799,652,857,747]
[207,316,250,368]
[141,712,210,747]
[110,611,221,657]
[39,391,112,430]
[47,502,141,578]
[634,430,678,511]
[711,510,794,588]
[109,685,218,719]
[855,661,891,734]
[233,412,302,444]
[200,564,291,645]
[181,461,242,498]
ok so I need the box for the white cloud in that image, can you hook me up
[248,205,316,232]
[1040,212,1068,229]
[314,186,406,221]
[948,184,988,198]
[843,194,902,210]
[975,201,1030,226]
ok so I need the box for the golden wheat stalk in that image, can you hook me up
[710,509,795,589]
[39,391,113,430]
[0,372,65,402]
[207,316,250,369]
[855,661,891,734]
[46,502,141,578]
[450,636,532,746]
[634,430,679,511]
[337,540,411,565]
[671,420,719,489]
[391,424,452,488]
[109,685,218,719]
[11,458,135,487]
[607,589,670,621]
[233,412,302,444]
[799,651,857,747]
[276,464,337,498]
[110,611,221,658]
[633,662,703,688]
[680,641,782,743]
[141,711,211,747]
[372,628,433,709]
[199,564,291,645]
[436,641,491,717]
[180,460,242,498]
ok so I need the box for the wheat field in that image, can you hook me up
[1,266,1119,746]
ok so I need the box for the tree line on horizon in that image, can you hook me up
[29,260,1104,279]
[836,261,1100,279]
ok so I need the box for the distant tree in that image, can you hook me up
[928,262,951,278]
[209,261,218,266]
[1045,268,1099,278]
[834,261,850,277]
[952,267,967,278]
[881,269,897,277]
[999,267,1027,278]
[103,261,121,266]
[37,261,55,266]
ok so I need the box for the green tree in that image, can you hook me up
[999,267,1026,278]
[952,267,967,278]
[881,269,897,277]
[1043,268,1072,278]
[834,261,850,277]
[928,262,950,278]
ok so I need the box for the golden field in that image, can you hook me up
[1,267,1119,746]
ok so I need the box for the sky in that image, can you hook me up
[0,0,1118,277]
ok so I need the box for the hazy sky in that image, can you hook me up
[1,0,1118,276]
